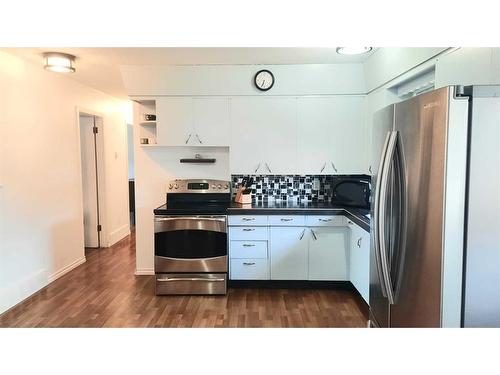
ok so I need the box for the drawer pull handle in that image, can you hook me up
[281,218,293,222]
[242,228,255,232]
[357,237,362,248]
[242,244,255,247]
[242,218,255,221]
[157,277,225,282]
[243,262,256,266]
[318,218,332,222]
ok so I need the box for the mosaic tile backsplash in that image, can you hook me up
[231,175,360,202]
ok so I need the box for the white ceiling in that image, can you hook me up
[4,47,376,99]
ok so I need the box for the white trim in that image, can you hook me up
[48,257,87,283]
[106,224,131,247]
[135,268,154,275]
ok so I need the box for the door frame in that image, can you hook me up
[76,107,107,248]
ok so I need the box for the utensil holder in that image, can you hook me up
[234,186,252,204]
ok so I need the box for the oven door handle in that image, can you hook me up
[157,277,225,282]
[155,216,226,222]
[154,216,227,233]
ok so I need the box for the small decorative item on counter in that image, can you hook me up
[234,176,253,204]
[143,114,156,121]
[140,138,149,144]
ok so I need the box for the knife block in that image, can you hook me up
[234,186,252,204]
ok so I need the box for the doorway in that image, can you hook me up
[79,113,104,249]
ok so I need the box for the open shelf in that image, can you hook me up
[135,99,157,145]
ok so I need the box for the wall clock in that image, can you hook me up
[254,69,274,91]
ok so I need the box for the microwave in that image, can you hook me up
[331,178,371,209]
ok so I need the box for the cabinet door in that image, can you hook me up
[329,96,366,174]
[260,97,297,174]
[193,97,230,146]
[297,97,334,174]
[308,227,348,280]
[230,97,266,174]
[349,224,370,303]
[230,97,297,174]
[156,97,194,146]
[270,227,308,280]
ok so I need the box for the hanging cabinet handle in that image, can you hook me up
[254,163,261,173]
[242,243,255,247]
[299,228,306,240]
[320,162,326,173]
[318,218,332,222]
[185,133,192,144]
[243,262,256,266]
[242,228,255,232]
[357,237,362,248]
[195,134,203,144]
[265,163,272,173]
[310,228,317,241]
[331,162,338,173]
[281,218,293,222]
[369,165,373,174]
[242,218,255,221]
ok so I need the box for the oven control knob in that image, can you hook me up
[224,184,229,189]
[218,184,222,189]
[168,184,173,189]
[212,184,216,189]
[174,183,179,189]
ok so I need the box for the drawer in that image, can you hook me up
[230,241,267,259]
[306,215,347,227]
[230,259,269,280]
[268,215,306,226]
[229,226,268,240]
[155,273,227,295]
[228,215,268,226]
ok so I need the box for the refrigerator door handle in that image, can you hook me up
[378,130,398,305]
[373,131,392,299]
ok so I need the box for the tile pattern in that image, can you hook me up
[231,175,342,202]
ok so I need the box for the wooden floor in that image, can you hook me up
[0,232,368,328]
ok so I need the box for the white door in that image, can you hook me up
[230,97,267,174]
[297,97,334,174]
[329,96,366,174]
[270,227,308,280]
[156,97,194,146]
[260,97,297,174]
[79,115,100,248]
[349,225,370,303]
[193,97,230,146]
[308,227,348,280]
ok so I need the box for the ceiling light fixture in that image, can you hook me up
[43,52,76,73]
[336,47,373,55]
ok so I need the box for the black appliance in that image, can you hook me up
[153,179,231,295]
[331,177,371,209]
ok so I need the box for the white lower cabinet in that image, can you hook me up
[349,222,370,303]
[230,259,269,280]
[308,227,349,280]
[270,227,308,280]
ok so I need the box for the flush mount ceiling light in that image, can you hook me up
[43,52,76,73]
[336,47,373,55]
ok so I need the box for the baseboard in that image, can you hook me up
[1,256,86,316]
[48,256,86,283]
[228,280,355,290]
[106,224,131,247]
[135,268,154,276]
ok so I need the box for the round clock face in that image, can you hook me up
[254,70,274,91]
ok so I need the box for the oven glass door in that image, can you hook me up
[154,216,227,259]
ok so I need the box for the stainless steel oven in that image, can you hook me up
[153,179,230,295]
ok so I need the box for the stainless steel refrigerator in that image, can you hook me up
[369,85,500,328]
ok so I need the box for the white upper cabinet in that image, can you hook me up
[156,97,230,146]
[297,96,366,175]
[230,97,297,174]
[156,97,193,146]
[193,97,230,146]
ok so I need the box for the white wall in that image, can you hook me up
[0,51,131,314]
[121,63,366,96]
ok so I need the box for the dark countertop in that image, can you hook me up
[228,201,370,232]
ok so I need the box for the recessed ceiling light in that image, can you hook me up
[43,52,76,73]
[336,47,373,55]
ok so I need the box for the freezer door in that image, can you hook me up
[464,90,500,327]
[389,87,450,327]
[369,104,394,328]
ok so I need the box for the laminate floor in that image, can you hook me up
[0,232,368,328]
